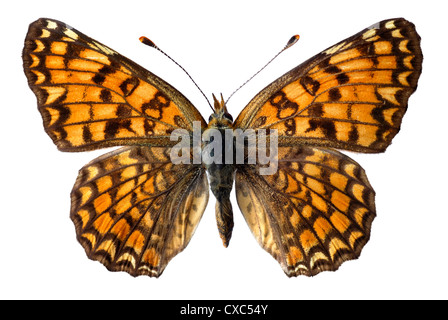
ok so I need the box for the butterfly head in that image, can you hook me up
[208,93,233,127]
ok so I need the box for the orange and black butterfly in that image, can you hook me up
[23,18,422,277]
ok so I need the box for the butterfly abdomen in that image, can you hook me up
[207,161,235,247]
[215,197,234,247]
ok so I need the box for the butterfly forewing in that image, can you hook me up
[236,146,375,276]
[23,18,206,152]
[70,146,208,277]
[235,18,422,153]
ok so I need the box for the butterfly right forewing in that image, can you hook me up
[235,18,422,153]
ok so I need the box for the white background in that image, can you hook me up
[1,0,446,300]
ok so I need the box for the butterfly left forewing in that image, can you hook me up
[23,18,206,152]
[235,18,422,153]
[235,146,375,276]
[71,146,208,277]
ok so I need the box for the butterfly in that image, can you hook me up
[23,18,422,277]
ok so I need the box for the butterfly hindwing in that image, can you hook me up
[235,18,422,153]
[70,146,209,277]
[23,18,206,152]
[235,146,375,276]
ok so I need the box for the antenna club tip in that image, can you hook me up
[285,34,300,49]
[139,36,157,48]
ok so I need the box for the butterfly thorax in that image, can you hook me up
[204,95,235,247]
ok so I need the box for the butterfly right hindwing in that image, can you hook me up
[236,146,376,276]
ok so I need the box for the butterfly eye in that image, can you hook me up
[208,115,214,122]
[224,112,233,122]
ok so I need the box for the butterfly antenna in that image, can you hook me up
[225,34,300,104]
[140,36,215,112]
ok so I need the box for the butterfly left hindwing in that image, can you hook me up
[70,146,208,277]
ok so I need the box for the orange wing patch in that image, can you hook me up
[23,18,206,152]
[70,146,209,277]
[235,18,422,153]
